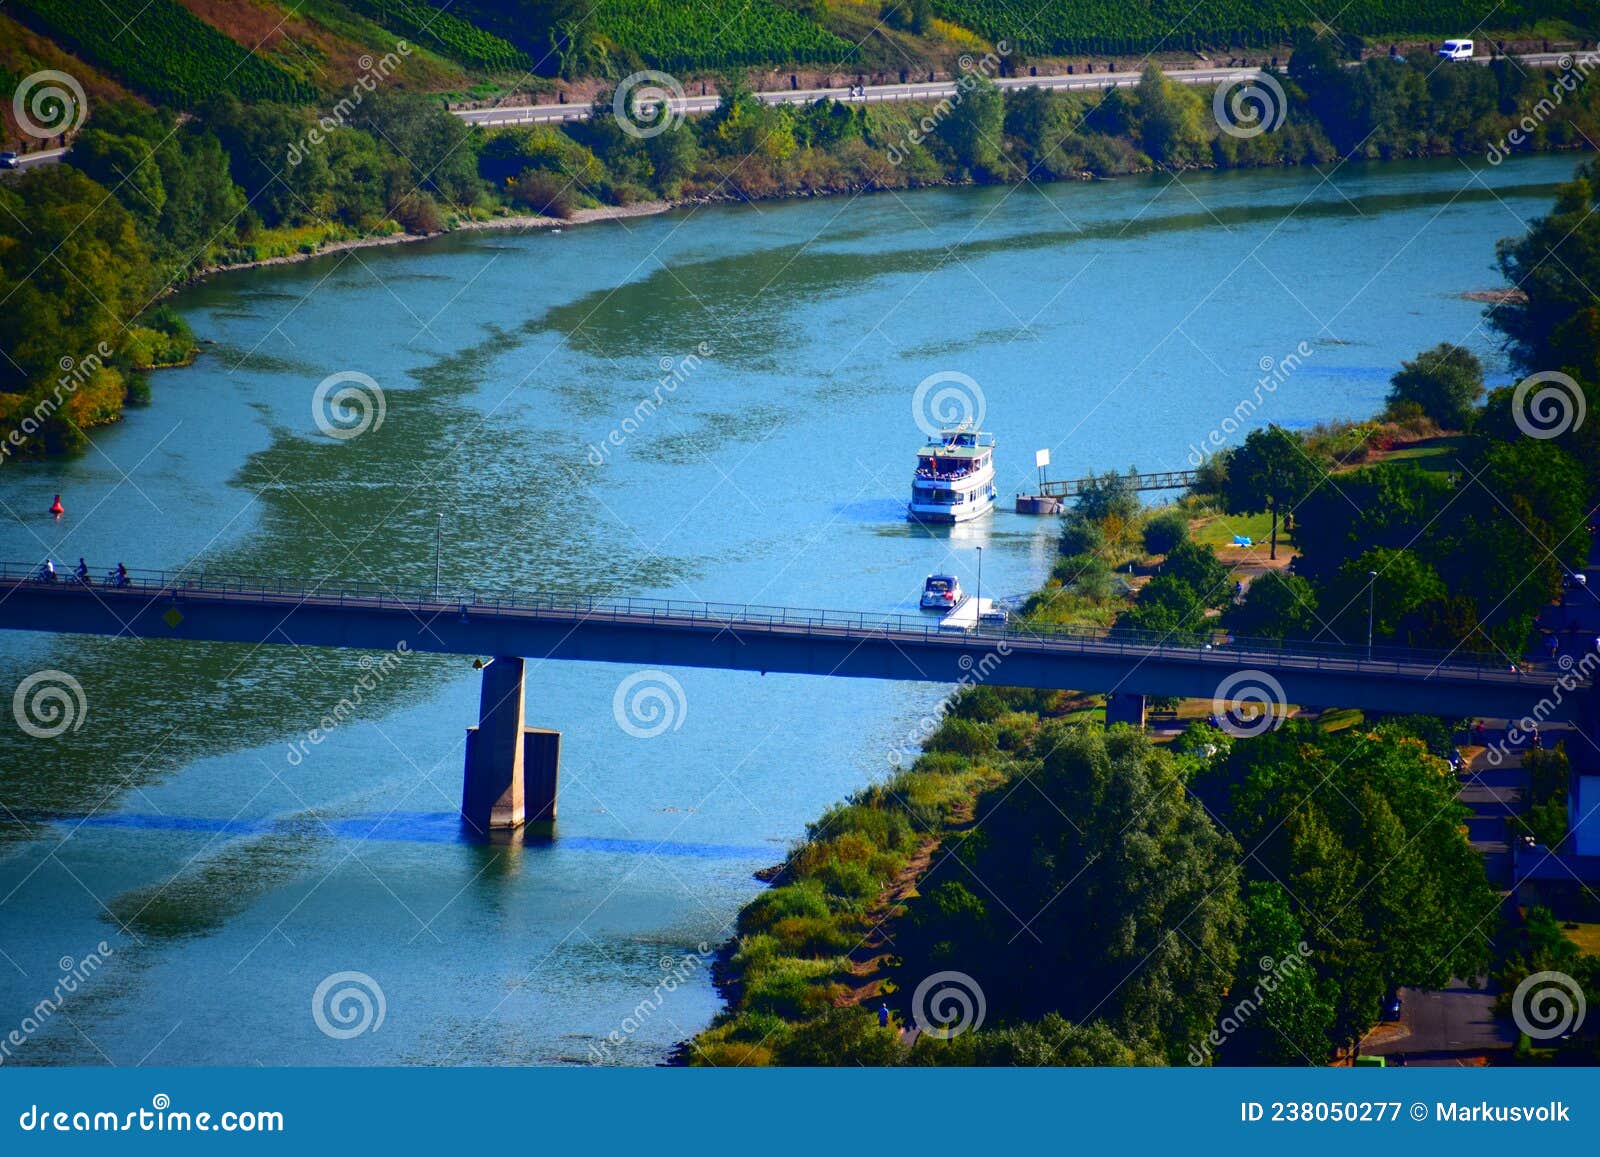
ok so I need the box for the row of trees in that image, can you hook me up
[0,90,487,453]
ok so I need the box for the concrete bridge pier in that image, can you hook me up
[1105,692,1147,729]
[462,656,561,833]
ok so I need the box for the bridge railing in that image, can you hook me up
[1038,469,1200,499]
[0,561,1546,684]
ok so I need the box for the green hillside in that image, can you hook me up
[10,0,317,105]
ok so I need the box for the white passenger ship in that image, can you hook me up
[908,427,997,523]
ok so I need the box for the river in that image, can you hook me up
[0,153,1578,1065]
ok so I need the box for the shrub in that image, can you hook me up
[691,1040,775,1067]
[737,880,830,936]
[773,1007,906,1066]
[1053,552,1115,601]
[722,1010,792,1045]
[1058,512,1107,558]
[813,858,878,902]
[769,914,857,956]
[994,712,1038,752]
[508,171,577,218]
[394,192,446,234]
[926,716,995,758]
[805,802,914,855]
[1142,509,1190,555]
[951,685,1006,723]
[742,956,847,1018]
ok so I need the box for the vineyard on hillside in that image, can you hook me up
[931,0,1578,55]
[10,0,317,105]
[589,0,854,71]
[344,0,529,71]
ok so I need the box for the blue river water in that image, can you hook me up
[0,152,1581,1065]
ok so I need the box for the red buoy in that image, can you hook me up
[49,494,63,519]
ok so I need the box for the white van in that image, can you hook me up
[1438,39,1474,61]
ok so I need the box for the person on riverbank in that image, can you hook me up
[878,1004,889,1028]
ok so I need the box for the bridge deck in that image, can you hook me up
[0,564,1581,721]
[1037,469,1199,499]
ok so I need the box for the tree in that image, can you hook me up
[1003,86,1073,176]
[203,95,332,227]
[1196,724,1497,1050]
[1162,540,1231,606]
[937,74,1004,174]
[645,115,700,195]
[65,100,243,279]
[67,128,167,232]
[1117,574,1208,639]
[1430,438,1591,648]
[0,166,151,388]
[348,90,482,212]
[1493,162,1600,380]
[899,726,1242,1062]
[1135,64,1208,166]
[1058,511,1109,558]
[1291,462,1450,581]
[1074,468,1139,524]
[1222,425,1321,559]
[1322,547,1446,645]
[1385,342,1483,428]
[1222,882,1335,1065]
[1224,570,1320,640]
[1489,163,1600,494]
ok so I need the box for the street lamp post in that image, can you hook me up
[434,513,444,599]
[1366,570,1377,659]
[976,545,984,626]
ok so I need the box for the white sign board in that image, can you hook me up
[1034,448,1050,468]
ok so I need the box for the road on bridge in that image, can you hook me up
[0,563,1584,725]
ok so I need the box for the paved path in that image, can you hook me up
[1363,982,1516,1060]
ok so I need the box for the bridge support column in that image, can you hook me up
[522,728,560,823]
[1105,692,1147,729]
[462,657,561,832]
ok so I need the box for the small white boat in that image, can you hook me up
[921,573,963,610]
[908,426,997,523]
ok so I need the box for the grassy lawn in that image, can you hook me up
[1315,707,1366,733]
[1562,922,1600,958]
[1367,435,1469,475]
[1189,509,1287,552]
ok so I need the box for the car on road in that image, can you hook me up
[1438,39,1475,61]
[0,152,19,170]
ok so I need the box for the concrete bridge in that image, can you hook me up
[0,564,1582,831]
